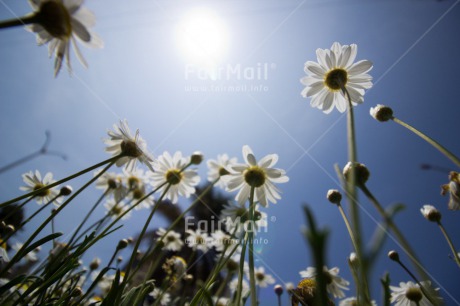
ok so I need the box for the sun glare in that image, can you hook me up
[175,8,229,68]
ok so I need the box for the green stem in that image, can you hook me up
[337,203,359,256]
[360,183,430,282]
[392,117,460,168]
[343,87,370,305]
[0,159,116,277]
[67,189,110,247]
[123,184,170,282]
[234,231,249,305]
[248,187,257,306]
[0,14,38,30]
[437,222,460,268]
[0,155,121,208]
[128,180,219,286]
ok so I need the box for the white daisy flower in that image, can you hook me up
[149,288,171,306]
[150,151,200,204]
[27,0,103,76]
[299,266,349,298]
[104,119,154,172]
[225,145,289,207]
[12,242,39,262]
[213,296,230,306]
[207,154,238,189]
[249,266,275,288]
[229,277,250,298]
[20,170,61,205]
[94,170,126,202]
[339,297,377,306]
[301,42,373,113]
[185,229,212,252]
[156,228,184,252]
[220,201,268,237]
[123,168,154,210]
[390,281,442,306]
[211,229,239,252]
[104,199,131,220]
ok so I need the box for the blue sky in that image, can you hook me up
[1,0,460,304]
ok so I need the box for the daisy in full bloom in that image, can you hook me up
[220,201,268,237]
[20,170,61,205]
[229,277,250,298]
[104,199,131,220]
[339,297,377,306]
[150,151,200,204]
[225,145,289,207]
[300,42,373,113]
[185,229,212,252]
[104,120,154,172]
[95,170,126,202]
[123,168,154,210]
[207,154,238,189]
[299,266,349,298]
[27,0,103,76]
[390,281,442,306]
[156,228,184,252]
[248,266,275,288]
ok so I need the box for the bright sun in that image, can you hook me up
[175,8,229,67]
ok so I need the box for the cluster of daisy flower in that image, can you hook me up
[0,2,458,302]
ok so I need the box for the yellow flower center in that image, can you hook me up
[110,205,122,216]
[256,272,265,281]
[405,287,422,302]
[37,1,72,40]
[132,188,144,200]
[33,183,50,197]
[107,178,118,189]
[244,166,266,188]
[128,176,141,189]
[165,169,182,185]
[324,68,348,91]
[120,140,142,158]
[218,167,230,176]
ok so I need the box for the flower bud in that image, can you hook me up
[388,250,399,262]
[326,189,342,205]
[343,162,370,185]
[90,257,101,270]
[274,284,283,296]
[190,152,204,165]
[117,239,129,250]
[370,104,393,122]
[59,185,73,196]
[420,205,442,222]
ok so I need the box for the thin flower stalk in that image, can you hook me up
[343,87,370,305]
[392,116,460,168]
[247,187,257,306]
[436,221,460,268]
[121,184,170,284]
[129,179,219,289]
[67,188,111,247]
[0,159,116,277]
[0,155,121,208]
[360,183,431,282]
[336,202,359,259]
[189,225,240,306]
